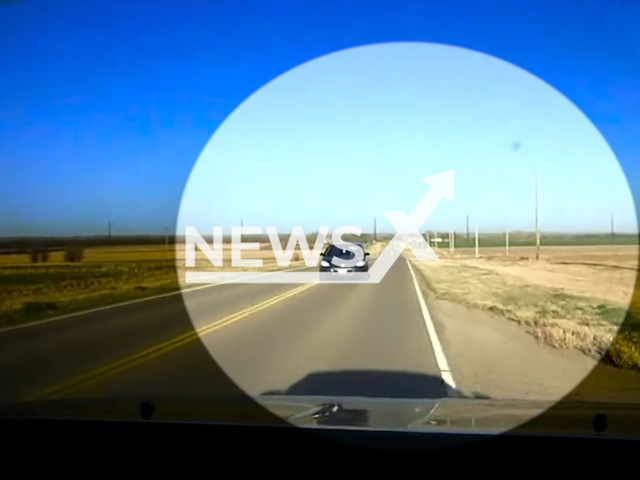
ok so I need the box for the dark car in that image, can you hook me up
[319,242,370,274]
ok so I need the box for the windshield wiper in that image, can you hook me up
[287,402,370,427]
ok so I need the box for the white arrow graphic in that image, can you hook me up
[366,169,454,283]
[185,170,454,284]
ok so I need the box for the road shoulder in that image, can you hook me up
[410,261,599,400]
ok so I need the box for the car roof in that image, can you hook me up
[326,242,365,248]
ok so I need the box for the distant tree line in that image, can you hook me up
[27,246,85,263]
[0,235,176,254]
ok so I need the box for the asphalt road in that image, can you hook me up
[0,258,450,405]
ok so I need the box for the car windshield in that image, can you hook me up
[2,0,640,446]
[324,245,363,259]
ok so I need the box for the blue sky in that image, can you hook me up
[2,0,640,236]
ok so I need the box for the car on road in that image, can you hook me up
[319,242,370,275]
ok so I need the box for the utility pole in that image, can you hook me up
[506,229,509,256]
[108,221,111,239]
[241,218,243,228]
[475,215,479,258]
[374,217,377,243]
[466,215,469,242]
[535,168,540,260]
[611,214,614,242]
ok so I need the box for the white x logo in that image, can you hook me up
[383,211,437,261]
[385,170,454,258]
[367,170,455,280]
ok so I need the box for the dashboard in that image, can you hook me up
[3,417,637,475]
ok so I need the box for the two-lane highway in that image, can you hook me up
[0,259,450,404]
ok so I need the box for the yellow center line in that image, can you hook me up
[30,283,317,401]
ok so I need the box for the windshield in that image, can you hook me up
[2,0,640,445]
[324,244,364,259]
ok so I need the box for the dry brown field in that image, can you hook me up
[408,244,640,369]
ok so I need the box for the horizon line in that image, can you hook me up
[0,230,638,240]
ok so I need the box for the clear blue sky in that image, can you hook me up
[2,0,640,236]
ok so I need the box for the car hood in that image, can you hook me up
[323,255,354,263]
[2,395,639,437]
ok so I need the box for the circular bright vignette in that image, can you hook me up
[177,42,637,437]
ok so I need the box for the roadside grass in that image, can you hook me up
[0,260,180,329]
[408,256,640,369]
[365,240,389,257]
[605,296,640,371]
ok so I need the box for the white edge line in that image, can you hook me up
[0,265,311,334]
[406,258,457,396]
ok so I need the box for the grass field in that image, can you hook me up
[408,244,640,370]
[0,240,386,330]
